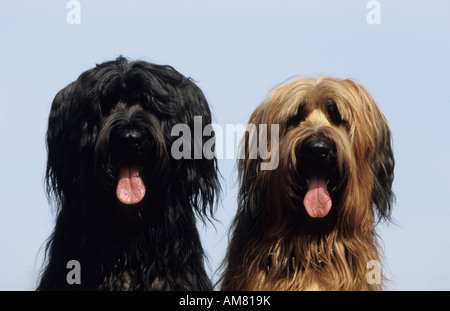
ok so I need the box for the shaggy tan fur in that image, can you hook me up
[221,77,394,291]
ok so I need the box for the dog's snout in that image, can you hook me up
[303,140,332,161]
[116,128,144,152]
[120,129,142,143]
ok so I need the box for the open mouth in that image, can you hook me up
[301,172,338,218]
[295,140,339,219]
[110,129,148,206]
[116,165,146,205]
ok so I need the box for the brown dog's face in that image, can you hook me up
[242,77,394,233]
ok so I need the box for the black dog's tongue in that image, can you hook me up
[116,166,146,205]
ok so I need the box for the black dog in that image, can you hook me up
[38,57,219,290]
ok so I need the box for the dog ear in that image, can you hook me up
[46,82,78,201]
[175,78,220,219]
[344,80,395,221]
[372,116,395,221]
[236,102,268,218]
[46,75,101,202]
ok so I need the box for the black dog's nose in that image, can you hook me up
[118,129,142,145]
[303,140,332,161]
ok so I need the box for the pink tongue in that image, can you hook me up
[116,166,146,205]
[303,176,332,218]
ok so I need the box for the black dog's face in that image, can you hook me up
[46,57,218,223]
[95,102,168,207]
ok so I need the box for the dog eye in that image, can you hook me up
[288,105,305,128]
[100,100,113,116]
[327,102,343,125]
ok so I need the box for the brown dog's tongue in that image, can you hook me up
[116,166,146,205]
[303,176,332,218]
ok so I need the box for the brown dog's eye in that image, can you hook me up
[288,105,305,128]
[327,102,343,125]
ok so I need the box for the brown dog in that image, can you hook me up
[222,77,394,290]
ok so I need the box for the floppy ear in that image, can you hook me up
[174,77,220,219]
[236,101,268,217]
[46,82,79,201]
[46,72,102,203]
[372,116,395,221]
[344,80,395,221]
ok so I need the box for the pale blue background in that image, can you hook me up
[1,0,449,290]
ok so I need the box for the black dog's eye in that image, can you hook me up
[100,98,114,116]
[326,101,343,125]
[287,105,306,128]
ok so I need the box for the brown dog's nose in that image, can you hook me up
[303,140,332,161]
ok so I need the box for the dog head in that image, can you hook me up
[240,77,394,234]
[46,57,219,221]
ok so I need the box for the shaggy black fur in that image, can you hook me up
[38,57,219,290]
